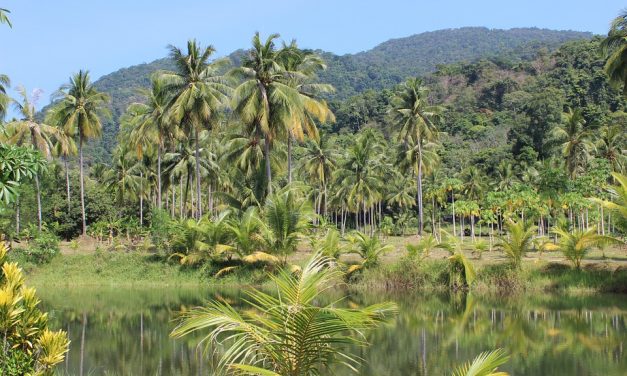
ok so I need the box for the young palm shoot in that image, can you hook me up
[171,253,398,376]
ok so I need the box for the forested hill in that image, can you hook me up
[74,27,592,160]
[318,27,592,98]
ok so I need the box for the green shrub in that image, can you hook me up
[0,349,34,375]
[25,231,60,264]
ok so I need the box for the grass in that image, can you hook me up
[11,234,627,295]
[12,249,268,288]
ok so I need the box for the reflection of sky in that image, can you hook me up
[1,0,625,119]
[38,287,627,376]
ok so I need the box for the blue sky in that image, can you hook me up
[0,0,625,114]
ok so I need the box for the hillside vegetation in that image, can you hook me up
[61,27,591,161]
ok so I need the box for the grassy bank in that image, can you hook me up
[14,248,627,295]
[14,250,268,287]
[354,258,627,294]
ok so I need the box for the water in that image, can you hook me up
[39,286,627,375]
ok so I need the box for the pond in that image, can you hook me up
[39,286,627,375]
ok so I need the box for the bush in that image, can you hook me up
[0,349,34,375]
[0,241,69,374]
[25,231,60,264]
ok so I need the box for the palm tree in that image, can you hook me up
[49,70,110,236]
[47,109,77,212]
[262,187,312,262]
[299,136,337,219]
[3,87,57,230]
[231,33,303,195]
[0,74,9,121]
[102,146,142,208]
[443,178,463,238]
[278,42,335,183]
[347,231,393,269]
[171,253,398,376]
[552,227,619,269]
[594,172,627,234]
[163,142,205,219]
[390,77,443,235]
[129,75,180,209]
[161,39,231,219]
[226,206,264,258]
[497,219,536,269]
[452,349,509,376]
[0,8,10,28]
[601,11,627,95]
[335,129,386,232]
[553,108,591,178]
[595,124,626,173]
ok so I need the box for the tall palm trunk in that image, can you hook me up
[287,133,293,184]
[64,158,71,212]
[157,144,162,209]
[264,136,273,195]
[194,128,202,219]
[33,173,42,231]
[416,143,424,236]
[451,190,456,237]
[79,134,87,236]
[139,171,144,227]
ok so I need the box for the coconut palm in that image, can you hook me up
[226,206,264,258]
[601,11,627,95]
[231,33,303,195]
[278,42,335,183]
[49,70,110,235]
[47,108,77,211]
[347,231,393,269]
[594,172,627,234]
[452,348,509,376]
[102,146,142,207]
[129,75,180,209]
[595,124,626,174]
[390,77,443,235]
[497,219,536,269]
[171,211,233,265]
[443,177,464,237]
[335,129,386,231]
[552,227,620,269]
[299,136,337,218]
[171,253,397,376]
[162,142,206,218]
[0,8,10,27]
[0,74,9,121]
[3,86,57,230]
[161,39,231,219]
[553,108,591,178]
[262,187,312,262]
[406,233,440,260]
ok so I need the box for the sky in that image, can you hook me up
[0,0,625,115]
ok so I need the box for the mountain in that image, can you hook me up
[318,27,592,98]
[63,27,592,161]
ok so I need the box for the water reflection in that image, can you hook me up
[38,287,627,376]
